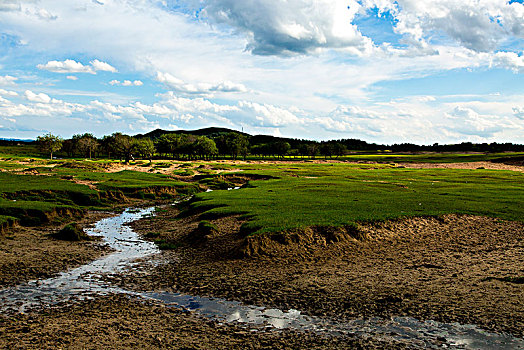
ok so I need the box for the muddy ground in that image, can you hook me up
[127,207,524,337]
[0,211,113,286]
[0,294,405,350]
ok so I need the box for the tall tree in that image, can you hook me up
[134,138,155,163]
[36,133,63,160]
[111,133,135,164]
[225,132,249,160]
[194,136,218,160]
[76,133,99,159]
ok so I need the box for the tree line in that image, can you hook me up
[34,131,524,162]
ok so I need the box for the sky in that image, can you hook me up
[0,0,523,144]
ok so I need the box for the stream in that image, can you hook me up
[0,207,523,349]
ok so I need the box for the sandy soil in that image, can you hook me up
[128,207,524,337]
[0,211,113,286]
[0,295,404,350]
[398,161,524,172]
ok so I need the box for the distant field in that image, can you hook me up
[337,152,524,163]
[190,163,524,235]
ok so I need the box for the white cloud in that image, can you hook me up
[490,51,524,73]
[0,75,18,86]
[90,59,117,73]
[202,0,374,56]
[156,72,247,95]
[37,59,116,74]
[24,90,52,103]
[237,101,301,127]
[0,89,18,97]
[66,75,78,80]
[360,0,524,53]
[34,8,57,21]
[514,107,524,120]
[109,79,143,86]
[0,1,20,12]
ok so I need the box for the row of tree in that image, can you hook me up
[35,130,524,162]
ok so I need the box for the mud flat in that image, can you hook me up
[0,295,402,350]
[0,211,113,286]
[128,206,524,338]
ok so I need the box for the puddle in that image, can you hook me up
[0,207,523,349]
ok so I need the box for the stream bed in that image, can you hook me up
[1,207,522,349]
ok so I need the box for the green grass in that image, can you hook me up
[0,144,41,158]
[189,163,524,236]
[0,215,18,227]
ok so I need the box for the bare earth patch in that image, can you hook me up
[399,161,524,172]
[0,211,113,286]
[128,207,524,337]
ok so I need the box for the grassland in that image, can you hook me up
[190,163,524,235]
[0,144,522,232]
[0,161,199,226]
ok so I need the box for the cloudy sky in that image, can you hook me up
[0,0,523,144]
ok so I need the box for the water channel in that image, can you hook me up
[0,207,522,349]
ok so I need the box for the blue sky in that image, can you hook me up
[0,0,522,144]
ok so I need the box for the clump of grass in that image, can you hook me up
[154,162,172,168]
[145,231,161,238]
[173,169,194,176]
[198,220,219,235]
[52,222,92,241]
[154,239,179,250]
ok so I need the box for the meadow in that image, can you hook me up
[190,163,524,235]
[0,143,522,235]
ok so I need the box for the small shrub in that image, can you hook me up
[53,222,92,241]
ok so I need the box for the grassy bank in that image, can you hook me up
[189,163,524,235]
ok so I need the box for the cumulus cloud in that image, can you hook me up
[156,72,247,95]
[0,89,18,97]
[490,51,524,73]
[443,106,503,138]
[202,0,373,56]
[0,75,17,86]
[237,101,301,127]
[37,59,117,74]
[360,0,524,53]
[24,90,52,103]
[66,75,78,80]
[109,79,143,86]
[90,59,117,73]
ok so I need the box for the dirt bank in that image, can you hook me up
[0,211,113,286]
[0,294,404,350]
[128,207,524,337]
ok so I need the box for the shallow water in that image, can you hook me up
[1,207,522,349]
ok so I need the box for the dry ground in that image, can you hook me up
[128,207,524,337]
